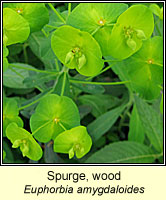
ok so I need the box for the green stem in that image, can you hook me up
[10,64,59,75]
[35,85,44,93]
[104,59,122,63]
[91,26,101,36]
[59,121,67,131]
[68,3,71,16]
[105,23,115,27]
[45,24,59,29]
[70,79,130,86]
[61,72,67,96]
[48,3,66,24]
[41,28,48,37]
[23,43,29,63]
[55,58,60,72]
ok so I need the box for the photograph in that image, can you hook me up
[2,2,164,165]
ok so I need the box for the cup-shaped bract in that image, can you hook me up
[3,3,49,32]
[30,94,80,143]
[51,25,104,76]
[108,5,154,60]
[3,98,23,137]
[6,123,43,161]
[67,3,128,56]
[54,126,92,159]
[3,46,9,72]
[3,8,30,46]
[124,36,163,100]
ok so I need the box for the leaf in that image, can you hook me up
[6,123,43,161]
[3,46,9,72]
[160,94,163,114]
[78,94,121,117]
[3,8,30,46]
[67,3,128,55]
[108,5,154,59]
[28,32,59,70]
[87,102,127,142]
[3,3,49,32]
[44,142,64,163]
[135,95,163,152]
[3,63,37,89]
[51,25,104,76]
[150,4,163,20]
[30,94,80,143]
[54,126,92,159]
[3,98,23,137]
[85,141,156,163]
[128,104,145,143]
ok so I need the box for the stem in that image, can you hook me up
[23,43,28,63]
[59,121,67,131]
[68,3,71,16]
[55,58,60,72]
[48,3,66,24]
[10,64,59,75]
[91,26,101,36]
[105,23,115,27]
[45,24,59,29]
[70,79,130,86]
[35,85,44,93]
[61,72,67,96]
[41,28,48,37]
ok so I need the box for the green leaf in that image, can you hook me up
[28,32,59,70]
[128,104,145,143]
[78,94,121,117]
[3,98,23,137]
[108,5,154,59]
[87,102,127,142]
[3,63,37,89]
[67,3,128,56]
[3,8,30,46]
[6,123,43,161]
[54,126,92,159]
[135,95,163,152]
[85,141,156,163]
[3,3,49,32]
[30,94,80,143]
[51,25,104,76]
[124,36,163,100]
[3,150,6,160]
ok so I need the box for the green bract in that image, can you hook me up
[108,5,154,59]
[54,126,92,159]
[3,3,49,32]
[3,46,9,72]
[51,25,104,76]
[124,36,163,100]
[6,123,43,161]
[3,98,23,137]
[30,94,80,143]
[3,8,30,46]
[67,3,128,55]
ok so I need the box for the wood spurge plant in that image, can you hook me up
[3,3,163,164]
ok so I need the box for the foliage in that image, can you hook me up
[2,3,163,164]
